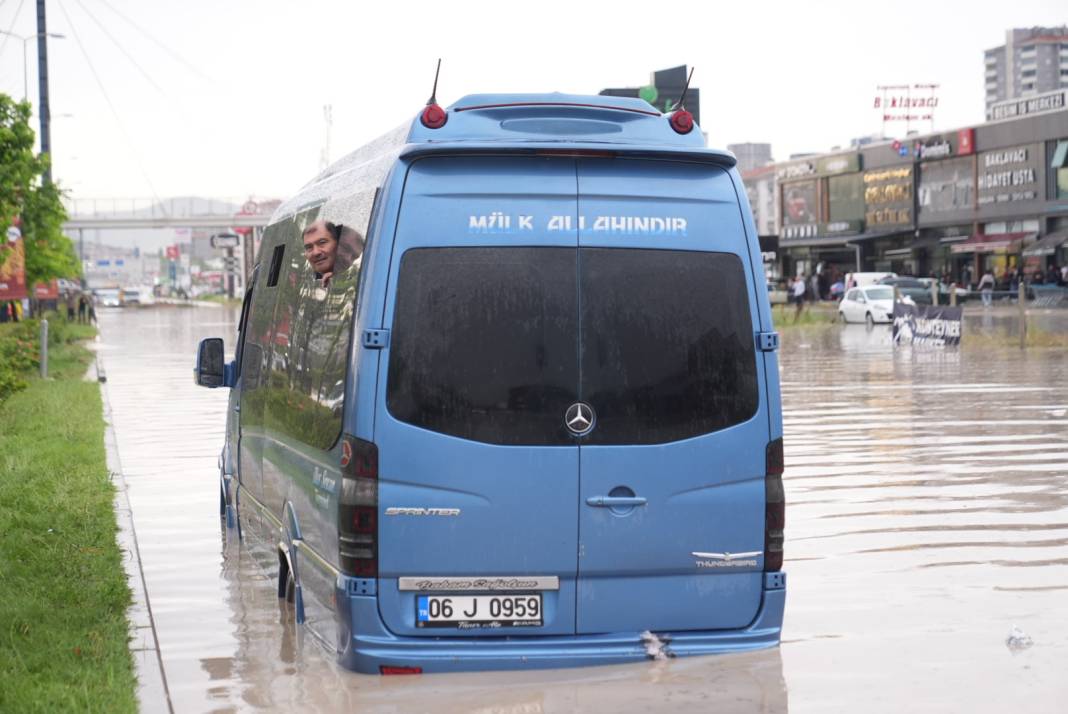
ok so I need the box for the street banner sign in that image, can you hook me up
[0,235,28,300]
[892,302,962,346]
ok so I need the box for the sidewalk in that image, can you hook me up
[93,356,174,714]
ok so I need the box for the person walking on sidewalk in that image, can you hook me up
[978,269,995,307]
[791,274,807,323]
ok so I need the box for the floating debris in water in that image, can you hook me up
[640,630,674,660]
[1006,625,1034,652]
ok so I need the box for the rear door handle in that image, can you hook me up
[586,496,647,508]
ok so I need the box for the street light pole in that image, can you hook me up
[0,31,63,102]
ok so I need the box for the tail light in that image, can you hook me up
[764,438,785,572]
[339,435,378,577]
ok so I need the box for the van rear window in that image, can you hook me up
[387,248,579,446]
[387,247,758,446]
[579,248,758,444]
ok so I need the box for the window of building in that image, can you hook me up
[1052,141,1068,199]
[1021,69,1037,78]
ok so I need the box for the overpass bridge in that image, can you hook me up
[62,197,280,230]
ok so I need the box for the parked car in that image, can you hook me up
[878,276,971,305]
[839,285,912,326]
[878,277,932,304]
[844,271,896,288]
[94,288,122,307]
[121,286,155,306]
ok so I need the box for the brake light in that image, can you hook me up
[764,438,785,572]
[339,435,378,578]
[380,666,422,675]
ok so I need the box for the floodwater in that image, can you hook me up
[95,305,1068,713]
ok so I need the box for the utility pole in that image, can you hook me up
[36,0,53,184]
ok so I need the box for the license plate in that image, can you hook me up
[416,594,543,629]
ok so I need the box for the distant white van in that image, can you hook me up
[844,271,896,289]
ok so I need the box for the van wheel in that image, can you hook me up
[838,311,848,324]
[865,312,875,328]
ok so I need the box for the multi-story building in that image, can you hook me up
[746,101,1068,287]
[984,26,1068,112]
[728,143,773,173]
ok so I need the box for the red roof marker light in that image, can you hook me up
[670,109,694,135]
[421,103,447,129]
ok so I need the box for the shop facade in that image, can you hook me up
[751,104,1068,288]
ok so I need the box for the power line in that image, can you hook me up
[0,0,27,57]
[55,0,165,211]
[89,0,210,82]
[69,0,163,94]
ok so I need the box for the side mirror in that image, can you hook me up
[195,337,231,388]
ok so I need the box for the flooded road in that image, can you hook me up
[96,305,1068,713]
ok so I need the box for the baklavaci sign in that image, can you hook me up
[892,303,962,346]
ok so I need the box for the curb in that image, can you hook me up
[97,357,175,714]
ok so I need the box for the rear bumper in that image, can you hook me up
[336,577,786,674]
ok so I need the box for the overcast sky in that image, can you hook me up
[1,0,1065,203]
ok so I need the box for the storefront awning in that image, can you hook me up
[1022,231,1068,257]
[950,232,1035,255]
[845,230,911,244]
[778,236,851,248]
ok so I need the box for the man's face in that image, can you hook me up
[303,222,338,275]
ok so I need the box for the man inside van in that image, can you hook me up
[303,220,341,285]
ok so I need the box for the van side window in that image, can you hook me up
[266,244,286,287]
[261,189,375,451]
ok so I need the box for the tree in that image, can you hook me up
[0,93,79,287]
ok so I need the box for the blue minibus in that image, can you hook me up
[195,92,785,674]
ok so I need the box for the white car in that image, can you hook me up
[838,285,912,326]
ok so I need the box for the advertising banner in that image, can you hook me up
[34,280,59,299]
[892,302,962,346]
[0,235,28,301]
[918,156,975,218]
[829,173,865,223]
[781,180,819,239]
[977,143,1042,208]
[864,167,913,229]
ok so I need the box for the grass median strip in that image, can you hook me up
[0,320,136,714]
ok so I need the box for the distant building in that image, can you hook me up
[727,143,773,173]
[600,66,701,126]
[984,26,1068,112]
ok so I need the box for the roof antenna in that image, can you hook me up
[427,58,442,106]
[670,67,695,112]
[668,67,696,135]
[421,59,448,129]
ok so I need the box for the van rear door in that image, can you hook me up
[374,156,581,636]
[574,159,768,633]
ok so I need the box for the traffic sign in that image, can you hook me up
[211,232,241,249]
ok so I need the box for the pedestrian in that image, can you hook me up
[978,269,995,307]
[87,293,97,324]
[78,293,88,324]
[791,274,806,323]
[66,291,77,322]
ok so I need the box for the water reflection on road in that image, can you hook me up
[98,306,1067,713]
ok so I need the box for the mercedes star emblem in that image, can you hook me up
[565,402,595,436]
